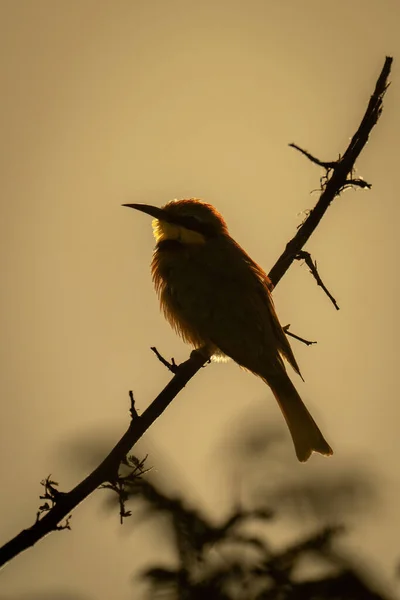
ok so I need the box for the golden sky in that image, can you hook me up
[1,1,399,598]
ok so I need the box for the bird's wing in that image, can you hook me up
[163,236,302,378]
[241,243,303,378]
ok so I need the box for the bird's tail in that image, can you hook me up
[266,372,333,462]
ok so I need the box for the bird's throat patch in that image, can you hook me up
[152,219,206,245]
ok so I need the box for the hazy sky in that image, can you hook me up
[1,1,399,599]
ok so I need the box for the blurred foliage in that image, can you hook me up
[115,474,389,600]
[62,419,393,599]
[118,418,390,599]
[213,416,381,535]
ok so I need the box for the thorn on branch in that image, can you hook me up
[55,515,72,531]
[296,251,340,310]
[36,476,67,523]
[129,390,139,419]
[342,178,372,190]
[290,145,372,195]
[39,476,64,503]
[289,143,338,169]
[283,324,317,346]
[151,347,180,374]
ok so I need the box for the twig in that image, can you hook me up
[295,251,339,310]
[0,56,392,570]
[344,178,371,189]
[151,347,179,374]
[288,144,337,169]
[283,325,317,346]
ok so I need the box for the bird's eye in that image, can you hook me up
[184,215,203,229]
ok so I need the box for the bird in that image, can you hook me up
[123,198,333,462]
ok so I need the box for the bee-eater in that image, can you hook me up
[124,198,333,462]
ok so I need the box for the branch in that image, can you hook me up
[0,349,208,568]
[268,56,392,288]
[0,56,392,569]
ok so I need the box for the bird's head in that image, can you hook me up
[123,198,228,244]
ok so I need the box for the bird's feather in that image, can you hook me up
[153,235,301,379]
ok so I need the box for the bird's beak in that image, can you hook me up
[122,203,171,222]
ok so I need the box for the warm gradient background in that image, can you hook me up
[1,1,399,599]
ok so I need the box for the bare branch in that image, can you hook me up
[268,56,392,288]
[0,350,208,568]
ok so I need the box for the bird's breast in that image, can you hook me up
[151,239,214,349]
[149,235,300,377]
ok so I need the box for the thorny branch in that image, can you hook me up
[0,56,392,570]
[268,56,392,287]
[0,350,209,569]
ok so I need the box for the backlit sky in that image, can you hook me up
[1,1,400,599]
